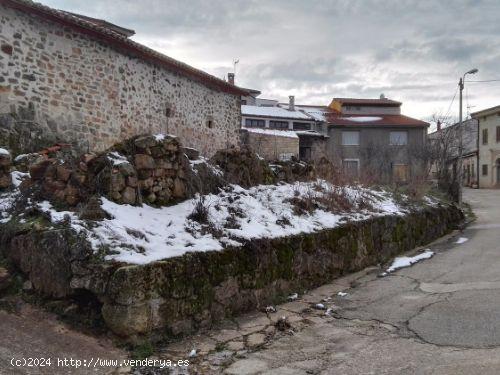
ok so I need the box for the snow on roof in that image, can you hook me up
[0,148,10,156]
[340,116,382,122]
[242,105,312,120]
[244,127,298,138]
[301,108,329,122]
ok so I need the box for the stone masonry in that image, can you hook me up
[0,2,242,156]
[242,129,299,161]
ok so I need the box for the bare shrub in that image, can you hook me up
[187,196,210,224]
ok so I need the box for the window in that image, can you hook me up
[245,119,265,128]
[497,126,500,143]
[293,122,311,130]
[343,159,359,178]
[241,99,247,105]
[206,116,214,129]
[269,120,289,130]
[483,129,488,145]
[389,131,408,145]
[483,164,488,176]
[342,131,360,145]
[392,164,409,182]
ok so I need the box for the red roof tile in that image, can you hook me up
[326,114,429,127]
[2,0,248,96]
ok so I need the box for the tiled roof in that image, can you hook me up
[332,98,402,107]
[327,114,429,127]
[2,0,248,96]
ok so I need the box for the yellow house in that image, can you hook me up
[472,105,500,188]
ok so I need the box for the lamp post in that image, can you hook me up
[457,68,478,206]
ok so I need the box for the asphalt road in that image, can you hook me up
[224,188,500,375]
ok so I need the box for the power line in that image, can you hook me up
[466,79,500,83]
[441,86,458,123]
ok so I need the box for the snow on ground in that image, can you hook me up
[456,237,468,244]
[385,250,434,273]
[1,179,439,265]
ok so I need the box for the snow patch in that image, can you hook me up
[107,152,129,166]
[340,116,382,122]
[0,148,10,156]
[11,171,29,187]
[455,237,468,244]
[386,250,434,273]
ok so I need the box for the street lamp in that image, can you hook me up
[457,68,478,205]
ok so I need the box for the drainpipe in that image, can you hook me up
[477,118,480,189]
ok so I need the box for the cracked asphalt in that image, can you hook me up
[222,188,500,374]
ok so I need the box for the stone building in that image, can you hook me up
[240,95,328,161]
[0,0,246,156]
[472,105,500,188]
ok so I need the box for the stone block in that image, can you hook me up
[0,173,11,188]
[56,165,71,182]
[121,187,136,205]
[134,154,155,169]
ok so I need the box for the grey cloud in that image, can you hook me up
[42,0,500,118]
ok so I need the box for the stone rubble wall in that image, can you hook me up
[0,3,241,157]
[242,130,300,161]
[99,204,463,339]
[0,201,463,340]
[0,149,11,188]
[18,134,198,207]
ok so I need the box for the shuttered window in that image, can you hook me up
[483,164,488,176]
[497,126,500,143]
[342,131,360,145]
[389,131,408,145]
[483,129,488,145]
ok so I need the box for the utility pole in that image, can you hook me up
[458,77,464,206]
[457,68,478,206]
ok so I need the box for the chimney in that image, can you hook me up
[289,95,295,111]
[228,73,235,85]
[437,120,442,131]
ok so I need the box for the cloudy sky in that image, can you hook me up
[44,0,500,123]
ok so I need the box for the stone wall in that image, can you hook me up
[0,148,11,188]
[0,202,463,340]
[242,130,299,161]
[0,3,241,156]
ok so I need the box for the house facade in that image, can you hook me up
[326,97,429,182]
[0,0,245,156]
[472,105,500,188]
[427,119,479,188]
[240,96,328,161]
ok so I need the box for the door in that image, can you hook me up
[497,159,500,184]
[343,159,359,179]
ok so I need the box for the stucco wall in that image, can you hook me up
[478,114,500,188]
[327,126,426,177]
[0,4,241,156]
